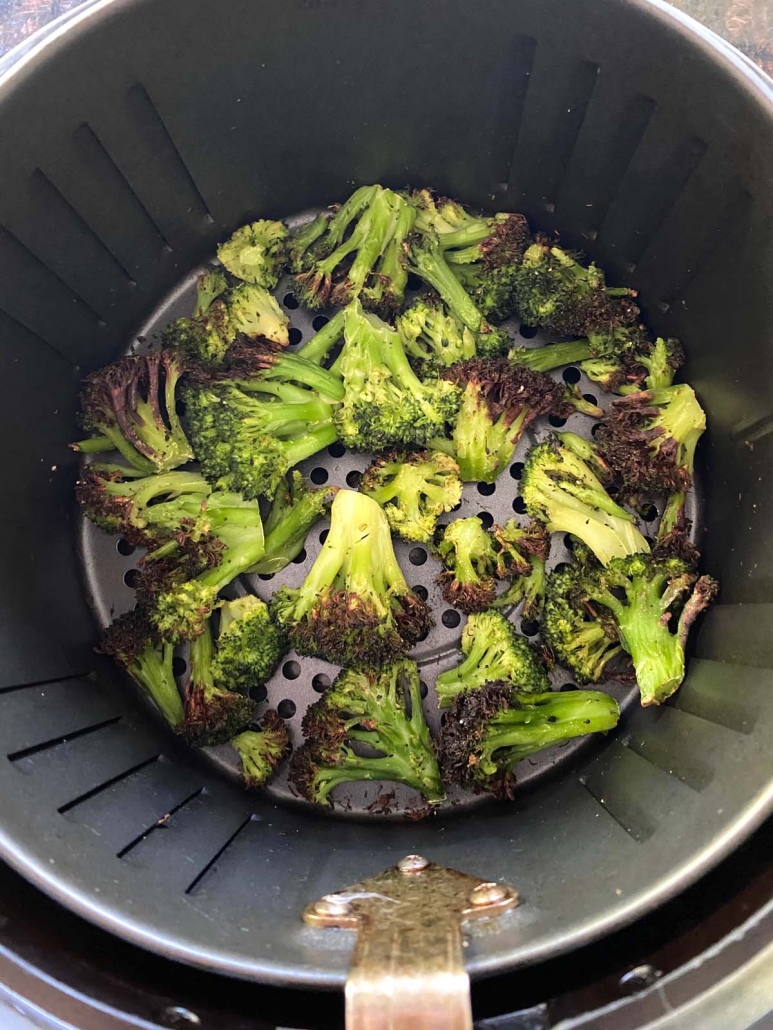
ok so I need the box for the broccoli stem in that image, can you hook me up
[312,753,441,804]
[340,190,399,295]
[249,489,331,574]
[83,426,157,473]
[289,212,329,268]
[133,643,184,728]
[658,490,686,542]
[297,309,346,366]
[325,185,379,249]
[436,635,509,703]
[410,243,485,332]
[72,434,115,454]
[451,385,527,482]
[512,341,593,372]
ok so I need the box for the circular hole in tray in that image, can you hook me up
[328,442,346,458]
[283,293,299,310]
[519,324,538,339]
[283,661,301,680]
[583,393,597,406]
[549,414,567,428]
[310,466,329,485]
[412,584,429,600]
[319,528,329,545]
[312,314,329,331]
[513,497,527,515]
[420,680,429,699]
[291,548,307,564]
[477,481,496,496]
[510,462,524,480]
[521,619,540,637]
[346,470,362,488]
[250,685,268,703]
[277,699,297,719]
[477,511,494,529]
[288,327,303,346]
[312,673,331,693]
[563,367,581,384]
[409,547,428,566]
[640,503,658,522]
[442,610,461,628]
[117,538,136,556]
[123,568,140,588]
[258,573,274,582]
[172,656,187,677]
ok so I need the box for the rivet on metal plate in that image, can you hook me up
[397,853,430,873]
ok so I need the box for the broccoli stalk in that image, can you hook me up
[510,340,594,373]
[655,490,699,564]
[361,449,462,543]
[289,660,444,806]
[219,341,345,405]
[193,269,228,317]
[397,298,478,371]
[582,555,718,704]
[181,618,255,746]
[491,520,550,618]
[438,682,620,798]
[212,596,286,692]
[363,198,417,316]
[435,610,549,707]
[521,440,649,566]
[334,299,460,451]
[272,490,432,667]
[72,351,193,473]
[101,609,184,730]
[435,517,501,613]
[297,309,345,366]
[230,711,291,787]
[216,219,289,288]
[288,212,331,274]
[248,471,337,575]
[509,326,650,391]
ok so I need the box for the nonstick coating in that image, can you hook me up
[1,0,773,988]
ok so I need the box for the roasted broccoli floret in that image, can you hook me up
[509,326,648,393]
[579,554,718,705]
[289,660,444,806]
[249,471,337,574]
[435,610,549,707]
[625,337,685,392]
[211,338,344,405]
[521,440,649,566]
[513,240,639,336]
[193,268,228,317]
[101,608,183,730]
[181,618,255,746]
[71,351,193,472]
[596,384,706,497]
[184,382,338,500]
[162,301,234,367]
[541,561,626,684]
[397,297,477,371]
[227,282,290,347]
[216,219,289,288]
[433,358,571,483]
[435,517,500,613]
[272,490,432,667]
[230,710,291,788]
[212,596,286,693]
[288,212,331,274]
[361,449,462,543]
[438,682,620,798]
[334,299,460,451]
[362,196,417,316]
[491,520,550,618]
[654,490,699,565]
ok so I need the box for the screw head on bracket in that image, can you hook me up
[469,881,508,907]
[397,854,430,874]
[313,896,353,918]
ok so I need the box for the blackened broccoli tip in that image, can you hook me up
[440,358,570,483]
[491,519,550,619]
[654,490,700,565]
[629,336,685,392]
[212,596,286,693]
[361,449,462,543]
[513,240,639,337]
[334,299,461,451]
[216,219,289,289]
[194,268,229,318]
[541,562,626,685]
[521,439,649,566]
[597,384,706,497]
[181,619,255,747]
[435,610,549,706]
[288,660,444,806]
[271,490,433,668]
[436,516,500,613]
[231,711,291,789]
[101,608,184,730]
[227,282,290,348]
[163,301,234,367]
[73,350,193,473]
[438,682,620,798]
[579,554,718,705]
[397,298,477,370]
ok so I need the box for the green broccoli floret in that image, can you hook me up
[521,440,649,566]
[362,197,417,316]
[541,561,626,684]
[162,301,235,366]
[289,660,444,806]
[432,358,571,483]
[438,682,620,798]
[272,490,432,668]
[230,710,291,788]
[513,239,639,336]
[435,610,549,707]
[435,517,501,613]
[596,383,706,497]
[361,449,462,543]
[193,268,228,317]
[397,297,477,371]
[71,351,193,473]
[622,337,685,393]
[227,282,290,347]
[101,608,184,730]
[288,212,331,274]
[181,617,255,746]
[212,596,286,693]
[491,520,550,619]
[216,219,289,288]
[334,299,460,451]
[579,554,718,705]
[249,471,337,575]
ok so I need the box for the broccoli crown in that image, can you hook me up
[194,269,228,318]
[397,297,477,370]
[450,260,520,324]
[334,299,460,451]
[101,608,184,729]
[181,618,255,746]
[541,561,626,684]
[150,580,221,644]
[163,300,235,367]
[216,219,289,288]
[490,519,550,619]
[439,358,570,483]
[596,384,706,496]
[361,449,462,543]
[230,710,291,788]
[289,659,444,806]
[436,516,500,613]
[251,470,337,575]
[227,282,290,348]
[435,610,549,706]
[212,596,286,692]
[521,439,649,566]
[514,240,639,336]
[271,490,432,668]
[438,682,620,798]
[580,554,718,705]
[74,351,192,473]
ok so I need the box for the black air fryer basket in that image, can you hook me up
[1,0,772,998]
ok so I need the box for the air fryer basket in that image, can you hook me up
[1,0,773,989]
